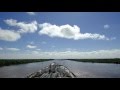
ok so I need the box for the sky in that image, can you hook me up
[0,12,120,59]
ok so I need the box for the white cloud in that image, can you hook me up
[4,19,38,33]
[0,28,21,41]
[27,45,37,49]
[3,20,114,41]
[6,48,20,51]
[104,24,110,29]
[4,19,17,26]
[0,47,3,50]
[39,23,110,40]
[26,12,36,15]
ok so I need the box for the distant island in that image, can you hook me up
[0,58,120,67]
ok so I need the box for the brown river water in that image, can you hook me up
[0,60,120,78]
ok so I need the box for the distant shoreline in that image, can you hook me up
[66,58,120,64]
[0,58,120,67]
[0,59,54,67]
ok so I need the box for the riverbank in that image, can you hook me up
[0,59,120,78]
[0,58,120,67]
[67,58,120,64]
[0,59,53,67]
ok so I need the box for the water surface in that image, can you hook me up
[0,60,120,78]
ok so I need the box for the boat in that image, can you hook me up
[27,62,77,78]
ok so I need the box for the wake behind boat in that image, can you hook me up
[27,62,77,78]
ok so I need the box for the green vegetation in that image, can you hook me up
[67,58,120,64]
[0,58,120,67]
[0,59,53,67]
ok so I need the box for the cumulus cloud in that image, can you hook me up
[4,19,38,33]
[6,48,20,51]
[27,45,37,49]
[3,20,115,41]
[26,12,36,15]
[4,19,17,26]
[0,28,21,41]
[39,23,110,40]
[104,24,110,29]
[0,47,3,50]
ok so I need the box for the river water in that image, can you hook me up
[0,60,120,78]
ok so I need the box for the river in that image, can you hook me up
[0,60,120,78]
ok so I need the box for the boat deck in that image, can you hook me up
[27,62,77,78]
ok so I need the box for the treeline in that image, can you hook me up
[67,58,120,64]
[0,59,53,67]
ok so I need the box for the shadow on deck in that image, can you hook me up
[27,62,77,78]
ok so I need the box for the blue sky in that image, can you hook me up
[0,12,120,59]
